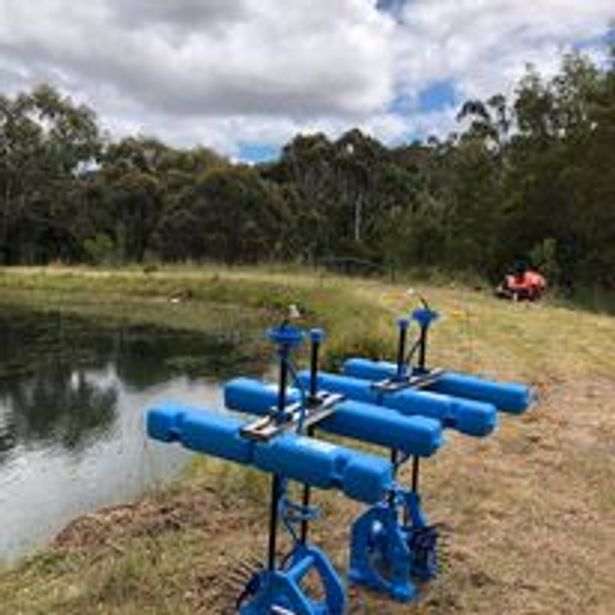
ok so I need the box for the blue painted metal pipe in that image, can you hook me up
[343,358,533,414]
[147,403,393,504]
[224,378,444,456]
[295,371,497,438]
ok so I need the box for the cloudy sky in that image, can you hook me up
[0,1,612,161]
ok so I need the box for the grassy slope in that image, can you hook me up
[0,265,614,614]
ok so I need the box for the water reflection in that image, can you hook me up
[0,306,263,561]
[0,364,117,454]
[0,309,255,462]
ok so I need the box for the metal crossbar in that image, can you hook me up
[240,392,344,442]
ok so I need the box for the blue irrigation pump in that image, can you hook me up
[147,300,534,611]
[223,323,446,606]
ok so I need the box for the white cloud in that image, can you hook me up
[0,0,612,156]
[0,0,394,117]
[394,0,613,100]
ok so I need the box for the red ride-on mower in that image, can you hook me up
[495,266,547,302]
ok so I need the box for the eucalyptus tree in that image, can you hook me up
[156,164,289,263]
[0,85,100,263]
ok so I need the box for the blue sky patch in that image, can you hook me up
[237,143,281,164]
[388,93,415,115]
[376,0,407,18]
[418,81,458,112]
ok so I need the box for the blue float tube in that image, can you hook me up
[224,378,444,456]
[147,403,393,504]
[225,377,301,414]
[343,358,533,414]
[294,372,497,438]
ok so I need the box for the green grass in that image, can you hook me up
[0,264,392,368]
[1,265,614,614]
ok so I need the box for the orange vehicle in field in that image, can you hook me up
[496,266,547,301]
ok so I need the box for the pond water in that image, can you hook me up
[0,307,263,562]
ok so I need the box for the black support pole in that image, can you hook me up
[309,336,320,403]
[388,448,399,507]
[268,342,290,570]
[411,455,420,493]
[302,330,322,544]
[300,425,315,544]
[268,474,282,570]
[417,324,428,372]
[396,318,409,379]
[401,455,420,525]
[277,347,288,421]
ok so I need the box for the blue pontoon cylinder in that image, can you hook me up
[147,403,393,504]
[147,402,252,463]
[328,400,442,457]
[425,371,534,414]
[224,377,301,414]
[343,358,533,414]
[295,371,497,438]
[224,378,444,456]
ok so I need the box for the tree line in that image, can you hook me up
[1,44,614,290]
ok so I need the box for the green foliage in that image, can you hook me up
[83,233,116,265]
[529,238,560,283]
[156,165,289,263]
[1,38,614,291]
[0,85,100,264]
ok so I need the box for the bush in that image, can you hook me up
[83,233,116,265]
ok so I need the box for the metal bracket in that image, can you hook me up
[371,368,445,394]
[240,392,344,442]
